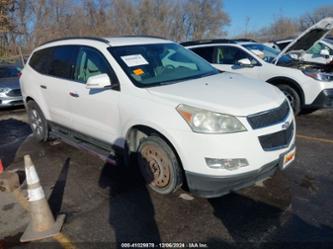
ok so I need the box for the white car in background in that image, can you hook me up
[267,37,333,65]
[20,36,295,198]
[184,17,333,115]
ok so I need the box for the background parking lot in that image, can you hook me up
[0,107,332,248]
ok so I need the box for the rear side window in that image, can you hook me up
[29,48,53,75]
[191,47,215,63]
[29,46,79,80]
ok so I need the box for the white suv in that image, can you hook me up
[20,36,296,198]
[184,18,333,115]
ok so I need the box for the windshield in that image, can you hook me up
[243,43,294,64]
[108,43,219,87]
[243,43,279,63]
[0,66,21,78]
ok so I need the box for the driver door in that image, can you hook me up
[67,46,121,144]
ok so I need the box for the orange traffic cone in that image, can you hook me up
[0,159,4,174]
[20,155,65,242]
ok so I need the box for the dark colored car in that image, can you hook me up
[0,65,23,107]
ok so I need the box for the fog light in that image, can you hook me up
[205,158,249,170]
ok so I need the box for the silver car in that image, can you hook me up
[0,65,23,107]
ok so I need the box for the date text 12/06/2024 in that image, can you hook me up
[120,242,209,248]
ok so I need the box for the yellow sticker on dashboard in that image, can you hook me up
[133,68,144,75]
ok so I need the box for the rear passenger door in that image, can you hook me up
[36,46,79,127]
[68,46,121,144]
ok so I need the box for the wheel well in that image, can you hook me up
[267,77,304,106]
[26,96,34,103]
[126,125,183,169]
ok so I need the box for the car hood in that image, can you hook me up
[147,72,286,117]
[275,17,333,64]
[0,77,20,89]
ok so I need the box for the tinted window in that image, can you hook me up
[75,47,118,85]
[48,46,79,79]
[215,46,256,65]
[29,48,54,74]
[191,47,215,63]
[0,66,20,78]
[29,46,78,80]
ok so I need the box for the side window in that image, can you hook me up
[215,46,256,65]
[48,46,79,79]
[29,48,54,74]
[75,47,118,85]
[191,47,215,63]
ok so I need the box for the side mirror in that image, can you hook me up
[86,74,111,89]
[237,58,254,67]
[320,49,330,59]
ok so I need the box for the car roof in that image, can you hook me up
[39,36,173,48]
[181,39,257,47]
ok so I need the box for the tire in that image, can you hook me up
[277,84,301,115]
[137,136,183,195]
[27,101,49,142]
[301,107,319,115]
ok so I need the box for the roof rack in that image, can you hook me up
[39,36,110,46]
[110,35,166,39]
[180,39,236,46]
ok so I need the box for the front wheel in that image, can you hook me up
[27,101,49,142]
[137,136,183,195]
[277,84,301,115]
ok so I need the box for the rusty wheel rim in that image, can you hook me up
[139,144,171,188]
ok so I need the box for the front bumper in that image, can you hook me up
[185,145,295,198]
[0,96,23,107]
[308,89,333,108]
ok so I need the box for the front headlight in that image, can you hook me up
[176,104,247,134]
[0,87,10,93]
[303,70,333,82]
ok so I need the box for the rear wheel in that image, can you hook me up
[27,101,49,142]
[277,84,301,115]
[137,136,183,195]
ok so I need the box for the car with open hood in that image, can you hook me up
[267,37,333,65]
[20,36,295,198]
[183,17,333,115]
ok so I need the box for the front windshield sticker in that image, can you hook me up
[121,54,149,67]
[133,68,144,75]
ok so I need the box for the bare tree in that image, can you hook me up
[5,0,230,54]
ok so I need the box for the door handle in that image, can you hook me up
[69,92,79,98]
[40,85,47,89]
